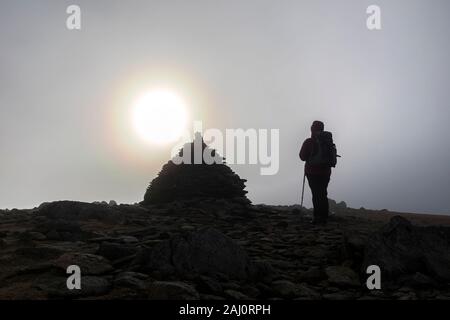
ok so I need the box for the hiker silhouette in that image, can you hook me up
[299,121,337,225]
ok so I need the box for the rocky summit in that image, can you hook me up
[0,138,449,300]
[1,199,450,300]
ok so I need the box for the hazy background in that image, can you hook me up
[1,0,449,214]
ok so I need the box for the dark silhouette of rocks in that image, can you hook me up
[1,199,450,300]
[38,201,124,223]
[135,228,257,280]
[54,252,113,275]
[363,215,450,284]
[325,266,361,288]
[143,134,249,205]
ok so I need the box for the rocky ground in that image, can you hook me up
[0,199,449,300]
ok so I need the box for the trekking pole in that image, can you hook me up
[300,169,306,211]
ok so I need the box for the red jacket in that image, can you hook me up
[299,137,331,175]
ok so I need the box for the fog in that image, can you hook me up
[1,0,449,214]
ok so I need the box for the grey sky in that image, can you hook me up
[1,0,449,214]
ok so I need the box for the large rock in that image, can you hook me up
[97,242,138,261]
[328,199,347,213]
[33,220,93,241]
[35,275,111,298]
[77,276,112,297]
[267,280,320,299]
[37,201,123,222]
[114,272,148,291]
[14,246,66,261]
[54,253,113,275]
[363,216,450,282]
[270,280,298,298]
[136,228,255,280]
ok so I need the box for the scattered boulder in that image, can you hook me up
[399,272,438,289]
[33,220,92,241]
[323,292,357,300]
[252,260,277,282]
[325,266,360,287]
[14,246,66,261]
[97,242,138,261]
[54,253,113,275]
[294,284,321,300]
[363,216,450,282]
[271,280,298,298]
[270,280,320,299]
[18,231,46,241]
[114,272,148,291]
[136,228,255,280]
[78,276,112,297]
[298,266,326,283]
[195,276,223,295]
[46,230,61,241]
[117,236,139,244]
[32,273,112,298]
[329,199,347,213]
[224,289,249,300]
[342,231,369,267]
[148,281,199,300]
[37,201,122,222]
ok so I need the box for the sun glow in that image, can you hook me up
[132,89,188,145]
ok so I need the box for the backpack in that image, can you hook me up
[307,131,338,168]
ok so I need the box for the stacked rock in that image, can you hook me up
[142,133,249,205]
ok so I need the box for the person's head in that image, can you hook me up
[311,120,324,137]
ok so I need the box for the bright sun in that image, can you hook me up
[132,89,188,145]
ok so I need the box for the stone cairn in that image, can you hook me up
[142,133,249,205]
